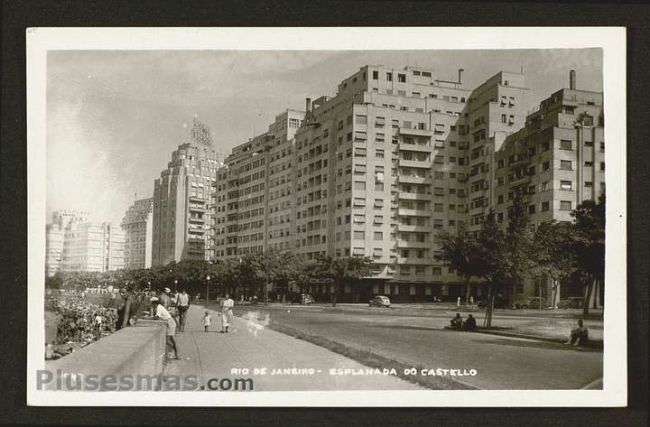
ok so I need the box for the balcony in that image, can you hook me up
[399,127,434,137]
[398,192,430,201]
[189,195,206,203]
[397,257,433,265]
[399,175,431,185]
[397,224,431,233]
[398,143,433,153]
[396,240,430,249]
[398,208,431,217]
[189,216,205,224]
[399,159,431,169]
[189,204,206,212]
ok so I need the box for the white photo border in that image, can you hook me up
[26,26,627,407]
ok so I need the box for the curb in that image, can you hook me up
[473,329,603,349]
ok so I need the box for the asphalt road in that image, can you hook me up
[232,303,603,390]
[164,306,422,391]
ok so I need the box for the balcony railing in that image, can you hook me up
[399,159,431,169]
[398,143,433,153]
[399,127,434,137]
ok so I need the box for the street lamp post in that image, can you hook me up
[206,275,211,307]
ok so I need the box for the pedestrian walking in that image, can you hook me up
[150,297,180,359]
[177,288,190,333]
[220,294,234,333]
[203,311,212,333]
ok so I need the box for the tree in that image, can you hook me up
[312,255,373,307]
[435,224,482,303]
[474,210,507,327]
[531,221,577,308]
[570,194,605,316]
[501,191,536,306]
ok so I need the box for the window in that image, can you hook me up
[432,267,442,276]
[354,214,365,223]
[528,204,536,214]
[386,72,392,82]
[560,180,573,190]
[354,181,366,190]
[560,139,572,150]
[398,73,406,83]
[353,231,365,240]
[375,149,385,159]
[542,201,550,212]
[374,231,383,241]
[372,70,378,80]
[560,200,572,211]
[560,160,572,171]
[542,161,550,171]
[585,181,593,187]
[600,162,605,171]
[501,114,507,123]
[584,161,593,167]
[355,115,367,125]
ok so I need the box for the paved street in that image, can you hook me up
[228,303,603,390]
[163,306,422,391]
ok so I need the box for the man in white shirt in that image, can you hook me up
[150,297,180,359]
[176,289,190,333]
[220,294,234,333]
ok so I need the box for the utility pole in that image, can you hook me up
[206,275,210,307]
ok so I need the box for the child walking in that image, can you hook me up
[203,311,212,333]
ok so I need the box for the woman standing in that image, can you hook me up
[220,294,234,333]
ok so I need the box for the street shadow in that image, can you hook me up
[477,337,603,352]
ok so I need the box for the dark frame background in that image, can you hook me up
[1,1,648,426]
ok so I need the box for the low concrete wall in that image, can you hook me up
[42,319,167,391]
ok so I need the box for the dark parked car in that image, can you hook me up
[369,295,391,307]
[558,297,584,309]
[477,297,508,309]
[514,297,548,309]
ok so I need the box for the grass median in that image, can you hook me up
[237,311,478,391]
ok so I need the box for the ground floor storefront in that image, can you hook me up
[298,274,602,307]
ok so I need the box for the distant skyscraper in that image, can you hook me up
[60,222,125,273]
[151,118,221,266]
[121,197,154,269]
[45,210,89,277]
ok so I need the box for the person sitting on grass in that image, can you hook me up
[463,314,477,331]
[450,313,463,330]
[565,319,589,346]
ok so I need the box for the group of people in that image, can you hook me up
[147,289,235,360]
[450,313,477,331]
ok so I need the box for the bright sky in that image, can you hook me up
[46,49,602,225]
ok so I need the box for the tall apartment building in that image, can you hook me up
[213,109,304,259]
[465,72,530,231]
[121,197,154,269]
[45,210,89,277]
[290,65,531,301]
[493,71,604,304]
[60,222,125,273]
[152,117,222,266]
[211,65,604,303]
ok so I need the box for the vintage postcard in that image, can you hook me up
[26,27,626,406]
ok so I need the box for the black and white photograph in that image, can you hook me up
[25,27,627,406]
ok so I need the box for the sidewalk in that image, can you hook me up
[163,306,422,391]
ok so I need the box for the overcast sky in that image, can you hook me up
[46,49,602,225]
